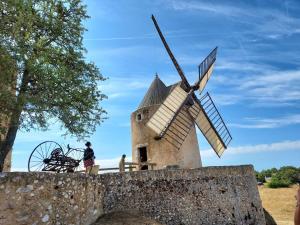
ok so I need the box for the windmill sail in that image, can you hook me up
[147,84,190,139]
[151,15,190,90]
[188,93,232,157]
[149,15,232,155]
[197,47,217,94]
[163,108,194,149]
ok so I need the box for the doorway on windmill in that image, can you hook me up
[138,146,148,170]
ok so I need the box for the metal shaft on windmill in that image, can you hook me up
[151,15,190,90]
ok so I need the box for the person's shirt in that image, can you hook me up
[83,147,95,161]
[119,157,125,166]
[119,157,125,172]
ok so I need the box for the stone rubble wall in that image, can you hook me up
[0,172,104,225]
[0,165,266,225]
[100,165,266,225]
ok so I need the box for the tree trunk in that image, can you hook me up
[0,123,19,172]
[0,69,29,172]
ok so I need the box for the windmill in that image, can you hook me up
[130,16,232,170]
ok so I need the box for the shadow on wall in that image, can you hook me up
[93,211,163,225]
[94,209,276,225]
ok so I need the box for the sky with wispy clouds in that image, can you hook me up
[12,0,300,171]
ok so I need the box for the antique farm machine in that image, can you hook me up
[28,141,84,173]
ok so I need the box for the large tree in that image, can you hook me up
[0,0,107,171]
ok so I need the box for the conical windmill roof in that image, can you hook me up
[138,74,169,109]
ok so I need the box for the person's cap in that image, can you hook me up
[85,141,91,147]
[122,154,126,157]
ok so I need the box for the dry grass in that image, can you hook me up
[259,185,298,225]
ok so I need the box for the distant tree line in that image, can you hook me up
[255,166,300,188]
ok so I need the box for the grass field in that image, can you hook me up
[259,185,298,225]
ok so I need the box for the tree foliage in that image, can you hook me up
[255,168,278,182]
[273,166,300,184]
[256,166,300,188]
[267,176,291,188]
[0,0,107,171]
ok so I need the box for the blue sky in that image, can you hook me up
[12,0,300,171]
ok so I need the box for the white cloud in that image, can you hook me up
[95,157,120,169]
[95,156,132,174]
[169,1,247,17]
[241,70,300,105]
[202,140,300,158]
[239,70,300,89]
[211,69,300,107]
[210,94,242,106]
[11,167,27,172]
[167,0,300,38]
[84,29,204,42]
[229,114,300,129]
[84,35,155,41]
[98,76,153,101]
[216,60,275,73]
[88,46,154,58]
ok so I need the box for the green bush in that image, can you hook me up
[276,166,299,184]
[256,168,278,183]
[255,171,265,182]
[255,166,300,187]
[266,176,291,188]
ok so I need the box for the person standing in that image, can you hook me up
[119,154,126,172]
[83,141,95,174]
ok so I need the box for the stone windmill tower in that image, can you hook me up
[131,16,232,170]
[131,74,202,170]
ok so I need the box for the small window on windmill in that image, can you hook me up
[136,113,143,122]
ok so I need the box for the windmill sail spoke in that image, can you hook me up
[174,118,192,134]
[164,109,194,150]
[165,136,182,149]
[193,109,225,157]
[166,128,186,142]
[189,93,232,157]
[169,126,188,140]
[151,15,191,90]
[177,110,193,127]
[170,116,190,134]
[146,84,189,138]
[159,104,175,119]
